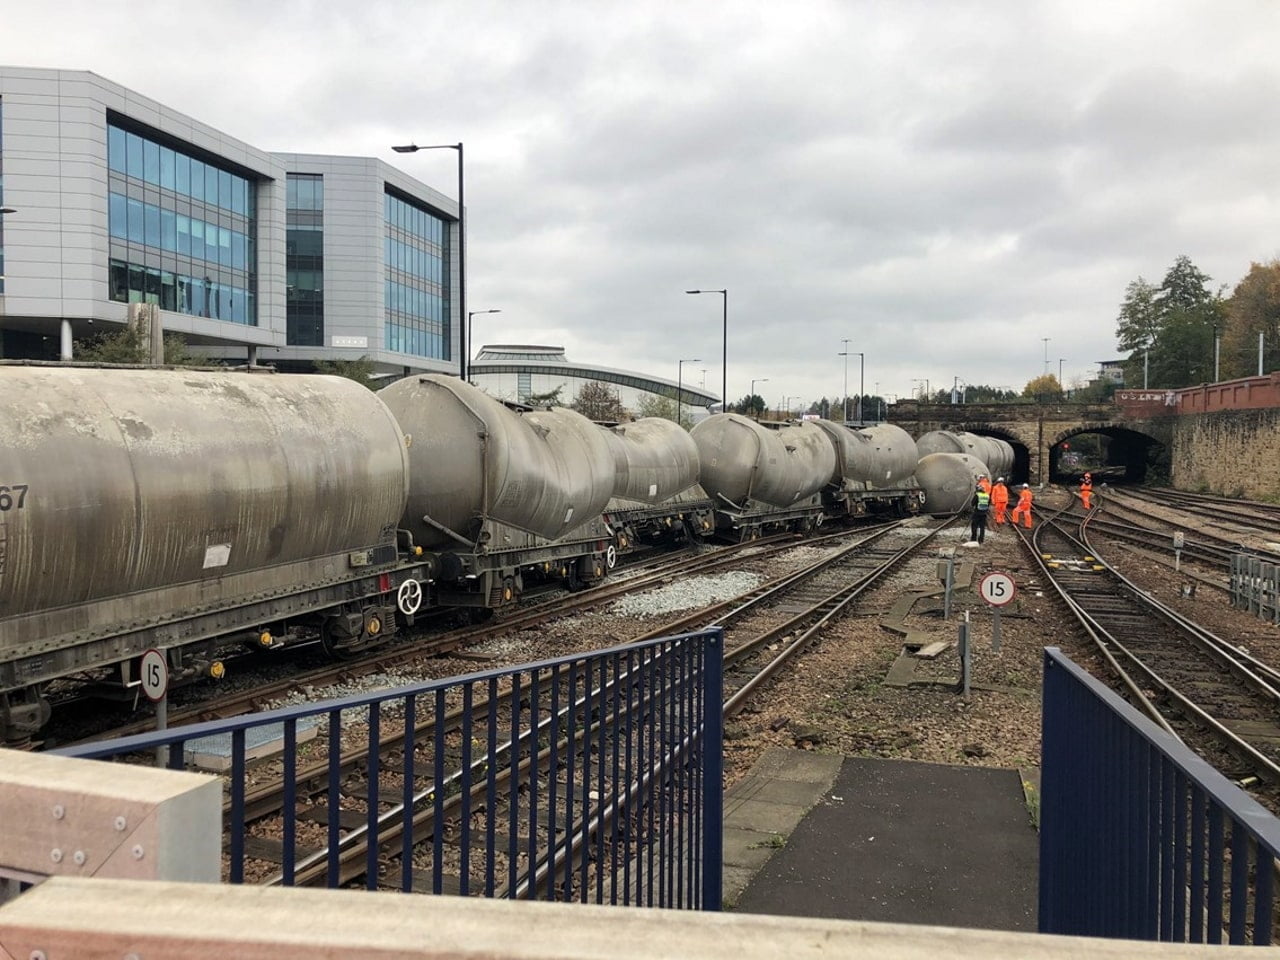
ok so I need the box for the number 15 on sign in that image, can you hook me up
[978,572,1016,653]
[979,572,1017,607]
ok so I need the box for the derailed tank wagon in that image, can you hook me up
[0,364,431,742]
[379,375,627,608]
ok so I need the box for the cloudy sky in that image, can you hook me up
[7,0,1279,409]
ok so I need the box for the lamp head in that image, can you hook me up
[391,144,418,153]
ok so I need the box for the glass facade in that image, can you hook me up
[384,189,450,359]
[106,119,257,324]
[286,174,323,345]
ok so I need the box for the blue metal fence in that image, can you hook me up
[1040,647,1280,943]
[57,629,724,909]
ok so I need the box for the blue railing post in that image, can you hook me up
[699,627,724,911]
[1040,647,1280,943]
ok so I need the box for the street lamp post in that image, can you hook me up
[912,378,930,402]
[749,378,769,420]
[840,338,851,422]
[686,289,727,411]
[677,357,700,427]
[466,308,501,379]
[392,142,466,378]
[1213,324,1220,382]
[857,352,865,423]
[1042,337,1051,375]
[1058,358,1065,397]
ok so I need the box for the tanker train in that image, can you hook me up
[0,364,1012,741]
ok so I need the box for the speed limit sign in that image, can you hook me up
[978,572,1017,607]
[139,648,169,702]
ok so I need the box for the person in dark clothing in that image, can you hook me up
[970,482,991,544]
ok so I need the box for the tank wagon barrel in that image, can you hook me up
[0,365,417,741]
[379,375,618,549]
[914,452,989,515]
[916,430,1013,481]
[691,414,836,509]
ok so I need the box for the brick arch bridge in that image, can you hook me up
[888,400,1171,485]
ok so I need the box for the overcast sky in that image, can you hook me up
[7,0,1279,409]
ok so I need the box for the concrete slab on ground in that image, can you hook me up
[732,756,1038,932]
[721,747,842,907]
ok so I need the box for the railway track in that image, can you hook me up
[66,526,896,746]
[211,514,955,893]
[1018,503,1280,788]
[1110,488,1280,555]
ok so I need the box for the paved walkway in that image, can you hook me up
[724,749,1038,931]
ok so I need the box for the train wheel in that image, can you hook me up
[319,619,358,660]
[605,544,619,571]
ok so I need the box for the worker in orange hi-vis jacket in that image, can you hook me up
[1080,472,1093,510]
[1010,484,1034,529]
[977,474,991,494]
[990,477,1010,525]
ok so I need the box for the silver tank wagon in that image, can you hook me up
[691,414,836,509]
[915,452,989,514]
[1,366,408,619]
[0,365,412,738]
[379,375,619,549]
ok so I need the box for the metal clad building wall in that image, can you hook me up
[0,367,409,618]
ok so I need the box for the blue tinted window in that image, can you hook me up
[175,153,189,195]
[144,203,160,246]
[127,198,144,243]
[287,176,298,207]
[231,177,245,215]
[231,232,245,270]
[219,227,232,267]
[219,170,232,211]
[126,132,143,178]
[189,160,204,201]
[177,215,190,255]
[108,126,126,172]
[205,221,219,262]
[190,218,204,255]
[144,140,160,185]
[161,209,176,251]
[205,164,218,206]
[109,192,128,239]
[160,147,175,190]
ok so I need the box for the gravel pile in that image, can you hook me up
[611,572,763,618]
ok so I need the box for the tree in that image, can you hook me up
[314,355,377,390]
[75,325,205,366]
[636,392,693,429]
[734,393,766,420]
[1115,278,1160,354]
[808,397,831,419]
[1022,374,1062,400]
[1221,260,1280,379]
[1115,256,1223,388]
[571,381,627,422]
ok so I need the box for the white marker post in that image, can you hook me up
[1173,531,1185,573]
[978,571,1018,653]
[140,648,170,766]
